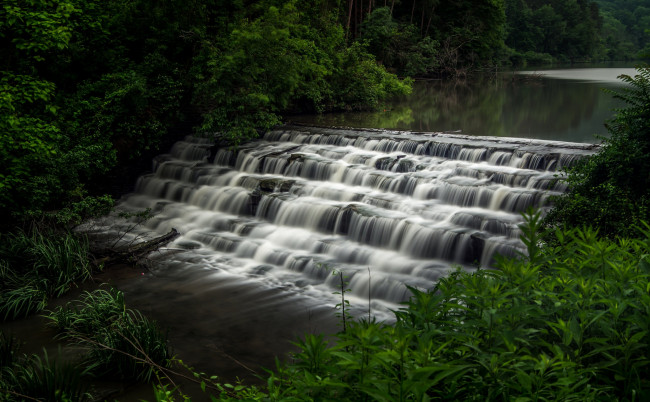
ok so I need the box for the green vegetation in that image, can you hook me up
[595,0,650,60]
[504,0,602,65]
[0,334,90,402]
[505,0,650,66]
[48,288,171,382]
[193,2,412,145]
[0,0,411,226]
[0,289,171,401]
[0,230,93,320]
[544,66,650,238]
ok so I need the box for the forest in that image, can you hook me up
[1,0,650,400]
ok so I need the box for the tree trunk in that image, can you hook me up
[410,0,416,23]
[424,4,436,37]
[421,2,426,34]
[346,0,354,39]
[357,0,361,37]
[93,228,181,267]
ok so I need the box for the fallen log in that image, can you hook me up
[93,228,180,268]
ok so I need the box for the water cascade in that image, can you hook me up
[99,126,598,317]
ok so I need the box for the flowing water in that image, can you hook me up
[90,126,597,323]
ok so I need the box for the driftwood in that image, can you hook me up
[93,228,180,268]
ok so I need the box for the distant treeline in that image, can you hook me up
[596,0,650,60]
[505,0,650,65]
[343,0,648,73]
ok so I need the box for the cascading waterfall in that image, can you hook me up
[97,125,598,317]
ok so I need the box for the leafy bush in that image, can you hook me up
[544,66,650,238]
[193,1,411,145]
[48,288,171,382]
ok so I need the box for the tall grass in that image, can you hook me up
[0,332,90,402]
[49,288,171,382]
[0,229,93,320]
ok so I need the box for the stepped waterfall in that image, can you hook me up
[92,126,598,318]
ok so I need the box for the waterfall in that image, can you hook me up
[97,126,598,316]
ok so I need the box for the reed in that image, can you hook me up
[0,229,93,320]
[48,288,171,382]
[0,333,90,402]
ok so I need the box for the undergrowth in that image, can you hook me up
[0,332,90,402]
[0,229,93,320]
[48,288,172,382]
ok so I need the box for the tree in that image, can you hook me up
[0,0,81,221]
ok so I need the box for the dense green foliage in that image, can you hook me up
[504,0,650,65]
[0,229,93,320]
[341,1,507,75]
[193,2,412,144]
[595,0,650,60]
[544,66,650,238]
[146,213,650,401]
[504,0,602,65]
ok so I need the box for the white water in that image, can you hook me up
[89,126,598,319]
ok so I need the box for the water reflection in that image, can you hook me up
[289,69,630,143]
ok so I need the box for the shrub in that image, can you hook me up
[544,66,650,238]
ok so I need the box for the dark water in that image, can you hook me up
[290,67,637,143]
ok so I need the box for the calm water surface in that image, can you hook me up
[290,67,638,143]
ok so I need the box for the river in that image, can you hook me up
[289,66,636,143]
